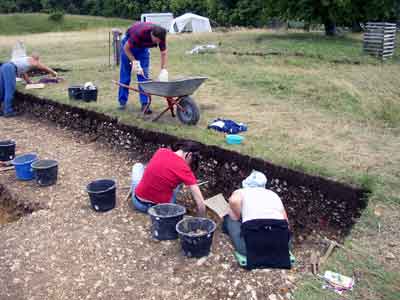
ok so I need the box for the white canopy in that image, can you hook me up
[169,13,212,34]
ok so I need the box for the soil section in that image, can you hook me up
[0,183,43,225]
[0,93,369,300]
[14,92,368,239]
[0,114,306,300]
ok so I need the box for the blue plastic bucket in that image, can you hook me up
[148,203,186,240]
[11,153,38,180]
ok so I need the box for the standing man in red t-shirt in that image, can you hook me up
[130,141,206,216]
[118,22,168,114]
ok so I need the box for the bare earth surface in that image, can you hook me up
[0,115,326,300]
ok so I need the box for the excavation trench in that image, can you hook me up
[0,183,43,225]
[12,91,368,241]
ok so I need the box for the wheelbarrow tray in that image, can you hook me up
[139,77,207,97]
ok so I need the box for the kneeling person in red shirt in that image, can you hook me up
[131,141,206,216]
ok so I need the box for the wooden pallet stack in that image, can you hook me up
[363,22,397,59]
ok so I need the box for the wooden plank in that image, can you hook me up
[365,34,385,37]
[204,193,230,220]
[363,40,383,44]
[364,34,386,38]
[367,22,396,28]
[25,83,45,90]
[365,30,385,33]
[363,45,382,49]
[364,34,395,39]
[366,29,395,33]
[363,46,382,50]
[363,46,383,51]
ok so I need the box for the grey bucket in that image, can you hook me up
[86,179,116,212]
[0,140,16,161]
[31,159,58,186]
[148,203,186,240]
[176,217,217,258]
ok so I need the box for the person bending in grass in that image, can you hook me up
[130,140,206,216]
[118,22,168,114]
[222,170,292,269]
[0,53,57,117]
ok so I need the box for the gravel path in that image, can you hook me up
[0,115,316,300]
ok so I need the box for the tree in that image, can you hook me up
[170,0,208,16]
[231,0,270,26]
[267,0,352,35]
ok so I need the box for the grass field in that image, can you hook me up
[0,13,132,35]
[1,14,399,299]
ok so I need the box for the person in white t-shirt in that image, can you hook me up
[222,170,289,256]
[0,54,57,117]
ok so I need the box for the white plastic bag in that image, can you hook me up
[11,40,27,61]
[131,163,145,193]
[186,44,217,55]
[158,69,168,82]
[84,82,96,90]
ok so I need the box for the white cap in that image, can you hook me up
[242,170,267,188]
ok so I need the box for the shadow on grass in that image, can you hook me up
[254,32,362,45]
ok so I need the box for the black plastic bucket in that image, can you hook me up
[176,217,217,258]
[82,88,98,102]
[148,203,186,240]
[31,159,58,186]
[0,140,16,161]
[68,85,84,100]
[86,179,116,212]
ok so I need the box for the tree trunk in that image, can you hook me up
[324,20,337,36]
[351,21,363,33]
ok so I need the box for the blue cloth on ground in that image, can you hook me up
[208,118,247,134]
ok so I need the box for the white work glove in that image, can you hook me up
[158,68,168,82]
[131,60,144,76]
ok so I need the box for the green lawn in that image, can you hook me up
[0,13,132,35]
[1,15,399,300]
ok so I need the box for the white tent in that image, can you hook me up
[169,13,212,34]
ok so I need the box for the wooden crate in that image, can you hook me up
[363,22,397,59]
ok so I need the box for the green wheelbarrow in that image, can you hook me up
[114,77,207,125]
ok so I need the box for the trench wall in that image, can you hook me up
[14,92,368,238]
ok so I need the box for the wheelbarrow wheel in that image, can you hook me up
[176,96,200,125]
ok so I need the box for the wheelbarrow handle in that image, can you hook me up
[112,80,152,104]
[112,80,136,91]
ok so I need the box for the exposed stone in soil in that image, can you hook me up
[14,91,368,240]
[0,93,369,300]
[0,184,43,224]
